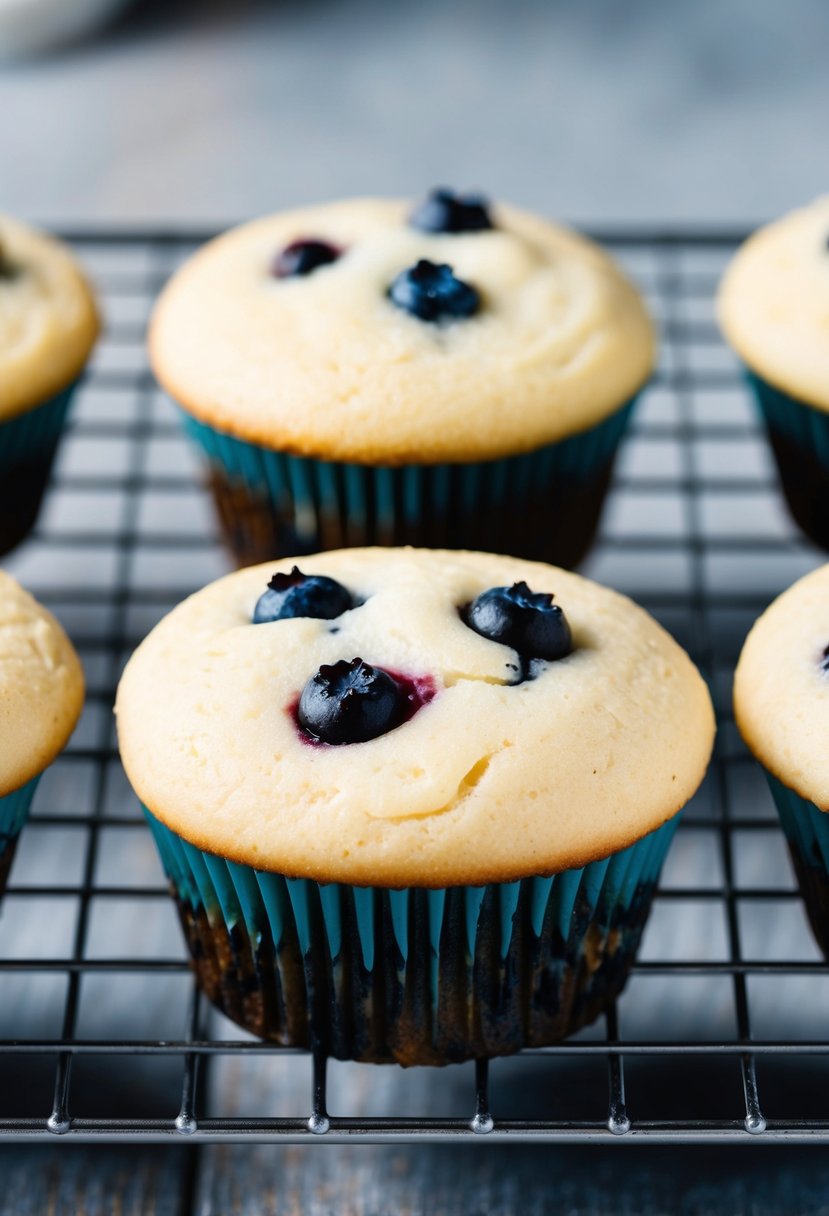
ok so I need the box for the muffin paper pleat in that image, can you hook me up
[0,387,75,475]
[177,399,637,569]
[747,373,829,470]
[0,385,77,555]
[744,370,829,549]
[145,807,678,1065]
[0,776,40,899]
[766,772,829,958]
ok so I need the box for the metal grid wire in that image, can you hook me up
[1,227,828,1145]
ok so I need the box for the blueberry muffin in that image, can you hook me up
[0,571,84,898]
[150,191,655,569]
[719,198,829,549]
[734,563,829,956]
[0,216,99,555]
[116,547,713,1065]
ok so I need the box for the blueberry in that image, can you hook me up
[271,239,340,279]
[410,188,493,234]
[389,260,480,322]
[465,582,572,661]
[298,658,404,744]
[821,644,829,672]
[253,566,352,623]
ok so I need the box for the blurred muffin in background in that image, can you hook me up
[719,197,829,550]
[0,0,132,58]
[0,216,99,555]
[734,563,829,959]
[0,572,84,900]
[150,190,656,569]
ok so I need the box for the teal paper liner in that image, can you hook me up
[0,776,40,899]
[766,772,829,958]
[745,371,829,550]
[145,806,678,1065]
[0,385,77,556]
[178,398,637,569]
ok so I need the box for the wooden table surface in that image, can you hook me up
[4,1143,829,1214]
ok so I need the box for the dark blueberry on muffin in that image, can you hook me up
[271,239,340,279]
[820,643,829,673]
[389,260,480,322]
[298,658,404,744]
[410,188,493,234]
[254,567,352,623]
[466,582,572,661]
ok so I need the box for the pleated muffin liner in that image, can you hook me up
[744,370,829,551]
[0,777,40,901]
[0,384,77,556]
[766,773,829,959]
[145,806,678,1065]
[177,398,637,570]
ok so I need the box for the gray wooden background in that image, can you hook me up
[2,0,829,228]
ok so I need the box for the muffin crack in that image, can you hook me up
[378,745,513,822]
[442,670,513,688]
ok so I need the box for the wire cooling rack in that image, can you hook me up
[1,227,828,1147]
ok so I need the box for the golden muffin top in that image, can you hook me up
[719,196,829,411]
[735,562,829,808]
[149,195,655,463]
[0,215,99,422]
[0,571,85,796]
[117,547,714,887]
